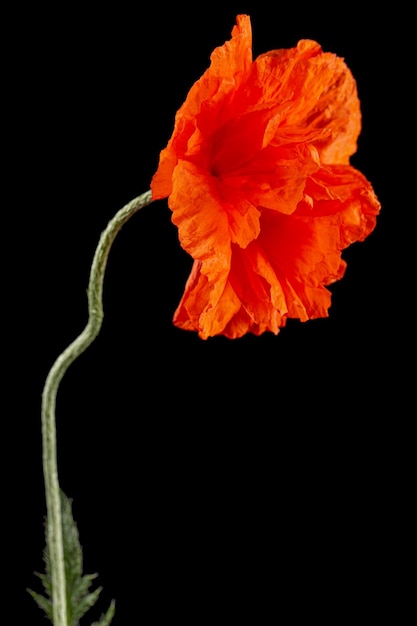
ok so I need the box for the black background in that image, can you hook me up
[7,1,410,623]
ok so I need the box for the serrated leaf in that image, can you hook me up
[70,574,98,605]
[28,490,115,625]
[71,585,102,622]
[91,599,116,626]
[27,588,53,621]
[37,571,53,593]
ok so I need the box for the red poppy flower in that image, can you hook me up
[151,14,381,339]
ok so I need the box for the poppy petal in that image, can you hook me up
[150,14,252,200]
[256,40,361,164]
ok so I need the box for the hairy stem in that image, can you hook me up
[41,190,153,626]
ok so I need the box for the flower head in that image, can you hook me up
[151,14,380,339]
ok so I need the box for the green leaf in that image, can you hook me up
[27,584,53,621]
[91,599,116,626]
[28,491,115,626]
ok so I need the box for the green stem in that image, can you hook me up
[41,190,153,626]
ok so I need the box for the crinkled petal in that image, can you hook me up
[151,14,252,199]
[300,164,381,245]
[254,40,361,164]
[255,164,380,319]
[171,159,260,259]
[229,244,287,329]
[221,143,320,215]
[173,260,242,339]
[173,250,286,339]
[168,160,261,334]
[169,160,231,288]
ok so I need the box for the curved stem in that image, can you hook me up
[41,190,153,626]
